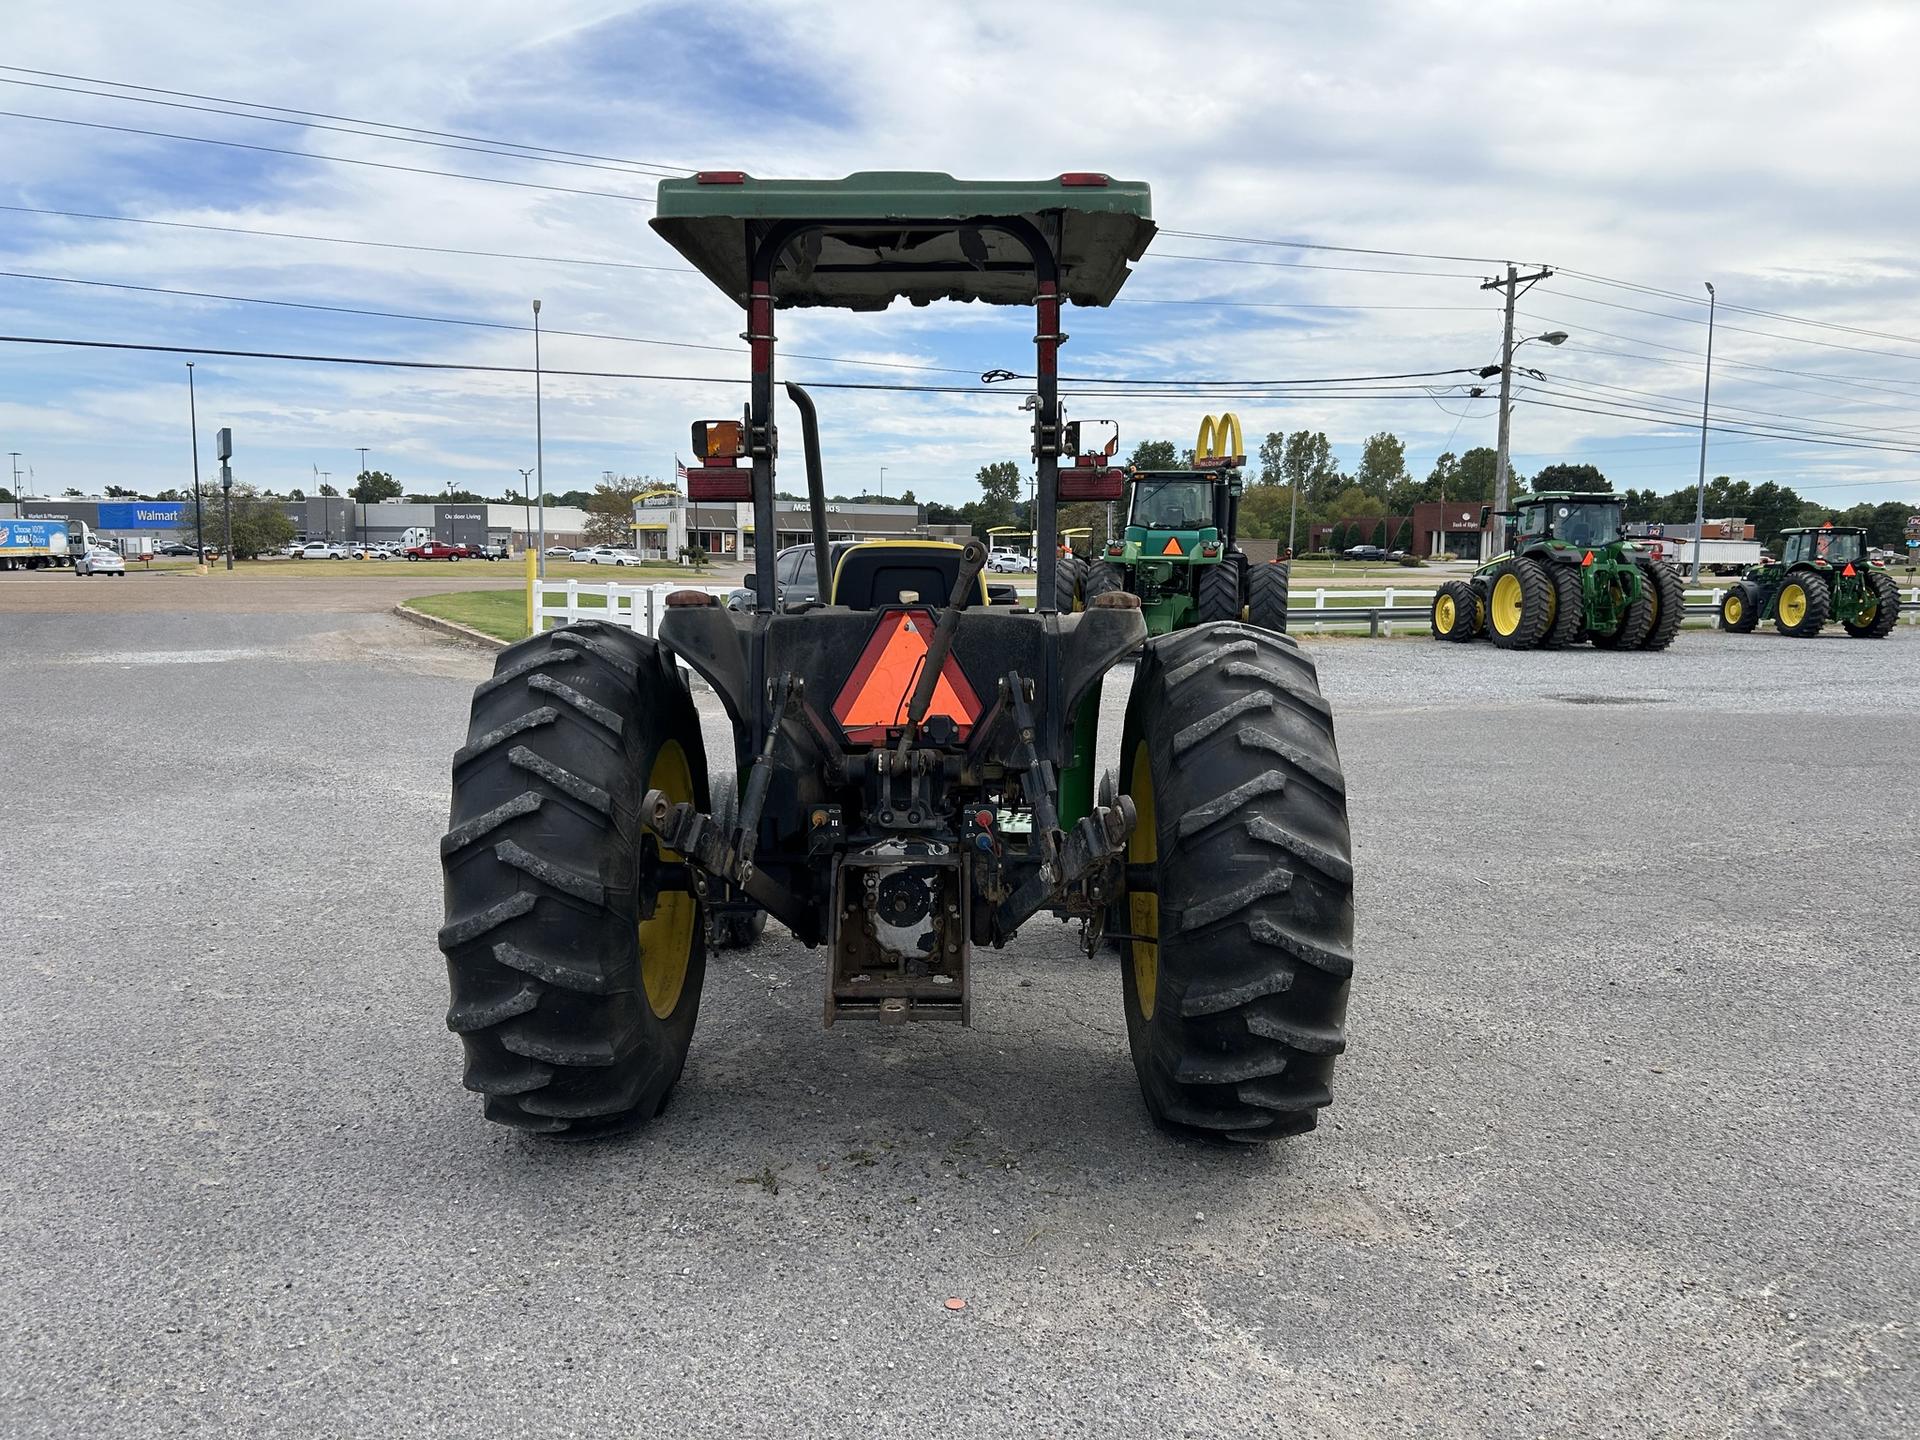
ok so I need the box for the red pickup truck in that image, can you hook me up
[405,542,471,561]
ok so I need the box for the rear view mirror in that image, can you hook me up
[1063,419,1119,460]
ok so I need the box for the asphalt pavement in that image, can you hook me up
[1,608,1914,1438]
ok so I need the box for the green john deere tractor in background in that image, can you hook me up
[436,172,1354,1145]
[1430,491,1684,651]
[1075,411,1289,635]
[1718,525,1901,638]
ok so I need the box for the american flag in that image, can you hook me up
[674,456,688,482]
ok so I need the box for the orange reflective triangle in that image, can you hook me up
[1843,562,1856,576]
[1582,550,1595,566]
[832,612,980,743]
[1161,536,1184,555]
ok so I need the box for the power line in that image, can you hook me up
[1536,368,1920,441]
[1521,311,1920,396]
[1551,337,1920,417]
[1122,297,1494,313]
[0,203,693,274]
[0,110,656,204]
[1513,388,1920,457]
[0,75,679,179]
[1556,266,1920,350]
[1152,251,1485,280]
[1534,285,1920,366]
[0,268,976,375]
[0,64,690,174]
[1157,228,1523,267]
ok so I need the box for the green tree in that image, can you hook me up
[1255,430,1288,484]
[1451,447,1498,504]
[583,475,660,547]
[1278,431,1343,506]
[350,470,402,503]
[317,482,340,497]
[203,483,294,559]
[1128,440,1180,470]
[1530,463,1611,494]
[1237,484,1294,539]
[104,484,142,498]
[1353,432,1409,503]
[975,460,1022,531]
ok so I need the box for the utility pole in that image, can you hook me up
[7,452,19,508]
[879,465,888,500]
[187,363,204,564]
[1689,282,1717,584]
[1481,263,1555,528]
[319,471,331,541]
[1287,478,1298,559]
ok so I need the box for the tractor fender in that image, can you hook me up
[658,605,755,739]
[1058,605,1151,724]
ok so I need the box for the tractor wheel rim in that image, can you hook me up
[1491,573,1524,635]
[1126,741,1159,1021]
[1780,584,1806,626]
[639,739,697,1018]
[1725,595,1742,623]
[1436,594,1456,630]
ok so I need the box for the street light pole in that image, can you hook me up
[186,363,204,564]
[518,466,534,554]
[1481,264,1556,548]
[533,299,546,579]
[1689,282,1717,584]
[879,465,887,500]
[356,445,369,551]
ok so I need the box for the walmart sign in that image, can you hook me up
[98,501,187,529]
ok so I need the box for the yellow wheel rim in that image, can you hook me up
[1779,583,1806,627]
[1724,594,1742,624]
[1126,741,1159,1021]
[1856,597,1878,625]
[1491,572,1524,635]
[639,739,697,1018]
[1435,594,1457,631]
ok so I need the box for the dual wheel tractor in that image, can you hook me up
[1431,491,1684,651]
[1719,525,1901,639]
[436,173,1355,1143]
[1066,411,1290,636]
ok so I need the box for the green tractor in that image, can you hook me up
[1718,525,1901,638]
[1075,411,1289,635]
[435,172,1355,1144]
[1430,491,1684,651]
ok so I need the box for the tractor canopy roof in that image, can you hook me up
[1518,491,1620,505]
[1781,525,1866,535]
[651,171,1155,310]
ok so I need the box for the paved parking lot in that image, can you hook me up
[1,601,1914,1438]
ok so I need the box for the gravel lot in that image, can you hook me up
[1,608,1914,1439]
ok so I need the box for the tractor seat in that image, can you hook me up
[830,541,989,610]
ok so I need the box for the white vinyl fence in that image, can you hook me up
[534,579,735,637]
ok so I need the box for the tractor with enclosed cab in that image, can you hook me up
[1430,491,1684,651]
[1077,411,1288,635]
[435,172,1355,1144]
[1718,525,1900,638]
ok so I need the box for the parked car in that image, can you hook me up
[472,542,510,561]
[545,545,575,558]
[572,546,642,566]
[987,549,1034,573]
[299,542,349,560]
[74,547,126,578]
[405,541,470,561]
[1341,545,1388,561]
[157,542,198,558]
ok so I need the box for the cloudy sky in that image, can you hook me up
[4,0,1919,511]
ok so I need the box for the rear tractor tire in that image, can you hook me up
[438,620,711,1137]
[1718,581,1761,634]
[1484,556,1555,649]
[1246,561,1289,633]
[1773,571,1830,638]
[1116,623,1354,1142]
[1430,579,1480,641]
[1842,571,1900,639]
[1638,563,1686,650]
[1054,553,1085,613]
[1080,558,1122,606]
[1196,561,1242,624]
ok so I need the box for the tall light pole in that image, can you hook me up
[319,471,331,541]
[7,452,20,507]
[533,299,546,579]
[186,363,204,562]
[879,465,888,500]
[1689,282,1717,584]
[355,445,370,551]
[518,466,534,554]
